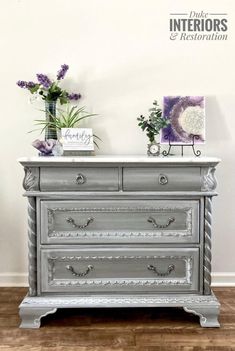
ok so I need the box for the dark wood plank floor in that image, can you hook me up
[0,288,234,350]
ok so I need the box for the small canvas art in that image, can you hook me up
[161,96,205,144]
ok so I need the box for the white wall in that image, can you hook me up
[0,0,234,286]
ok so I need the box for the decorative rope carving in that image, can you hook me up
[22,294,219,307]
[28,197,37,296]
[204,196,212,295]
[49,278,189,287]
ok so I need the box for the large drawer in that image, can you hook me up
[40,167,119,191]
[123,167,201,191]
[41,200,199,244]
[40,247,199,293]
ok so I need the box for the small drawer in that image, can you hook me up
[41,200,199,244]
[123,167,201,191]
[40,247,199,293]
[40,167,119,191]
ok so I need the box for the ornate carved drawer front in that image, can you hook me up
[41,200,199,244]
[40,167,119,191]
[123,167,201,191]
[40,247,199,293]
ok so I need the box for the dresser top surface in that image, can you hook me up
[18,155,220,166]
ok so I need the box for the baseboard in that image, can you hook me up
[211,272,235,287]
[0,273,28,287]
[0,272,235,287]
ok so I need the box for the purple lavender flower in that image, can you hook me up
[57,64,69,80]
[17,80,28,88]
[27,81,37,88]
[36,74,52,89]
[67,93,81,101]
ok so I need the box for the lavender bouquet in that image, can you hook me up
[17,64,82,140]
[17,64,81,105]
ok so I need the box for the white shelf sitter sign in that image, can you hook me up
[61,128,94,151]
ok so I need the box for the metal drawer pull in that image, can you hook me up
[147,264,175,277]
[159,174,168,185]
[66,264,94,277]
[76,173,86,184]
[66,216,94,229]
[148,216,175,228]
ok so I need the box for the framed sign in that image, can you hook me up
[61,128,94,151]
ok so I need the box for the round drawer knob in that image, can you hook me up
[76,173,86,184]
[159,174,168,185]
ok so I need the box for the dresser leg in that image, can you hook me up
[19,307,57,328]
[183,305,220,327]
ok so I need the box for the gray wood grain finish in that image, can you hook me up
[123,167,201,191]
[19,306,57,328]
[19,293,220,328]
[183,305,220,327]
[40,167,119,191]
[40,247,199,293]
[18,156,220,328]
[41,199,199,244]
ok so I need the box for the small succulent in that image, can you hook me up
[137,100,169,142]
[17,64,81,105]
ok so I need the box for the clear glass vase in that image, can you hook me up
[45,101,57,140]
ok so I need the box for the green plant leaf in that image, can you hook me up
[29,84,40,94]
[59,96,68,105]
[93,134,102,141]
[32,104,99,135]
[94,140,99,149]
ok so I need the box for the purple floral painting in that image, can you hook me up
[161,96,205,144]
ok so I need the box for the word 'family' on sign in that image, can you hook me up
[61,128,94,151]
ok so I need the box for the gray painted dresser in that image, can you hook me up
[18,156,220,328]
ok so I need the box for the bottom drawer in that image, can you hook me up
[40,247,199,293]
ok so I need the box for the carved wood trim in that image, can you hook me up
[49,279,190,287]
[47,255,193,287]
[202,167,217,191]
[23,167,39,191]
[28,197,37,296]
[21,294,219,306]
[204,196,212,295]
[47,206,193,239]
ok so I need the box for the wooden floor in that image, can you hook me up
[0,288,234,350]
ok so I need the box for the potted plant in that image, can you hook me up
[17,64,81,140]
[32,105,101,155]
[137,100,169,156]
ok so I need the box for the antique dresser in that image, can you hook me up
[18,156,220,328]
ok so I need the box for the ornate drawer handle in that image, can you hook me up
[147,216,175,228]
[66,264,94,277]
[159,174,168,185]
[66,216,94,229]
[76,173,86,184]
[147,264,175,277]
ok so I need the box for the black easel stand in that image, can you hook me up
[162,134,201,157]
